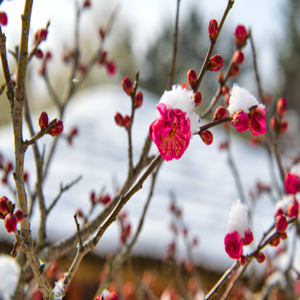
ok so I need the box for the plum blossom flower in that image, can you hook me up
[149,85,199,161]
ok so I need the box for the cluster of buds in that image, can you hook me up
[230,50,245,78]
[0,12,8,26]
[114,112,132,129]
[285,162,300,195]
[0,196,23,233]
[38,51,52,76]
[0,158,13,185]
[97,50,117,76]
[67,127,78,145]
[275,195,299,219]
[186,70,202,106]
[117,211,131,244]
[38,111,63,137]
[270,98,289,134]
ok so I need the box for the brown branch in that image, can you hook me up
[196,116,230,134]
[193,0,234,93]
[167,0,180,90]
[74,213,83,251]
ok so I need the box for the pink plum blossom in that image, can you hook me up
[231,110,249,133]
[249,107,267,135]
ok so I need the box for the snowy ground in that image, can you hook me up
[0,85,298,297]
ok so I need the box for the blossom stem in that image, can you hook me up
[196,116,230,134]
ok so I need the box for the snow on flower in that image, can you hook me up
[149,85,199,161]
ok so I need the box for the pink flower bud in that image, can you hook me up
[193,92,202,106]
[135,91,143,108]
[4,161,13,173]
[239,255,247,266]
[187,69,197,88]
[231,110,249,133]
[207,54,223,72]
[121,77,133,96]
[285,173,300,194]
[106,61,116,76]
[234,25,248,48]
[114,112,124,127]
[99,194,111,205]
[0,12,8,26]
[38,111,49,130]
[14,209,23,223]
[277,98,287,116]
[213,106,227,121]
[199,130,213,145]
[287,200,299,218]
[242,229,254,246]
[229,64,239,78]
[270,235,281,247]
[35,49,44,59]
[0,196,9,214]
[224,231,243,259]
[280,120,288,134]
[280,232,288,240]
[275,215,287,233]
[83,0,91,7]
[4,213,17,233]
[90,191,96,205]
[249,106,267,136]
[35,29,47,42]
[208,19,218,43]
[233,50,245,64]
[123,115,132,128]
[256,252,266,264]
[48,120,63,137]
[270,116,279,131]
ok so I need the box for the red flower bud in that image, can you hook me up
[38,111,49,130]
[4,161,13,173]
[242,229,254,246]
[199,130,213,145]
[4,213,17,233]
[275,208,284,217]
[287,200,299,218]
[193,92,202,106]
[285,173,300,194]
[256,252,266,263]
[239,255,247,266]
[45,51,52,60]
[224,231,243,259]
[234,25,248,48]
[106,292,119,300]
[280,120,288,134]
[217,72,224,83]
[123,115,132,128]
[277,98,287,116]
[83,0,91,7]
[76,209,83,218]
[35,49,44,59]
[106,61,116,76]
[0,196,9,214]
[221,85,229,95]
[275,215,287,233]
[135,91,143,108]
[213,106,227,121]
[90,191,96,205]
[48,120,63,137]
[208,19,218,43]
[231,110,249,133]
[99,194,111,205]
[233,50,245,64]
[0,12,8,26]
[181,82,188,90]
[114,112,124,127]
[207,54,223,72]
[187,69,197,88]
[121,77,133,96]
[14,209,23,223]
[270,235,281,247]
[280,232,288,240]
[229,64,239,78]
[35,29,47,42]
[270,116,279,131]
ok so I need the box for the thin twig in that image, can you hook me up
[196,116,230,134]
[74,213,83,251]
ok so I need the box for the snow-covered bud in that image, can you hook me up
[193,92,202,106]
[233,50,245,65]
[224,231,243,259]
[35,29,47,42]
[38,111,49,130]
[256,252,266,264]
[35,49,44,59]
[221,85,229,95]
[14,209,23,223]
[270,116,279,131]
[242,229,254,246]
[280,232,288,240]
[135,91,143,108]
[218,72,224,83]
[187,69,197,88]
[123,115,132,128]
[231,110,249,133]
[229,64,239,78]
[4,213,17,233]
[90,191,96,205]
[287,200,299,218]
[277,98,287,116]
[114,112,124,127]
[234,25,248,48]
[275,215,287,233]
[83,0,91,7]
[285,167,300,194]
[280,120,288,134]
[106,61,116,76]
[208,19,218,43]
[48,120,63,137]
[270,235,281,247]
[213,106,227,121]
[207,54,223,72]
[199,130,213,145]
[0,196,9,214]
[239,255,247,265]
[121,77,133,96]
[0,12,8,26]
[249,106,267,136]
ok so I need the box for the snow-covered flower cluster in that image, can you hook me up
[149,85,200,161]
[275,195,299,218]
[227,85,267,136]
[224,200,253,259]
[285,163,300,195]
